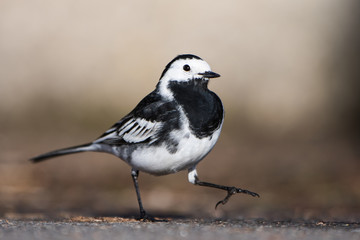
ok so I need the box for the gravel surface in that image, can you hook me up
[1,217,359,240]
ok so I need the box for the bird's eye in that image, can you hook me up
[183,64,191,71]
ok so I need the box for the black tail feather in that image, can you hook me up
[30,143,94,163]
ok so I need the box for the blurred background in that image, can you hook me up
[0,0,359,220]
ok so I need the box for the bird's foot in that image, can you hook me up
[138,211,167,222]
[215,186,260,209]
[138,210,156,222]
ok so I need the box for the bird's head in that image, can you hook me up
[159,54,220,82]
[157,54,220,99]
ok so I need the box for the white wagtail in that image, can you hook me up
[31,54,259,220]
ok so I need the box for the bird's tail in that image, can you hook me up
[30,143,95,163]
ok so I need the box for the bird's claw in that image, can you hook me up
[215,186,260,209]
[138,211,156,222]
[215,187,237,209]
[138,211,168,222]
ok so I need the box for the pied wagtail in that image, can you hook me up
[31,54,259,220]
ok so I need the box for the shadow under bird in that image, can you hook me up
[31,54,259,221]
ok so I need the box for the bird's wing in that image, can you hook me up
[94,91,179,145]
[95,117,163,144]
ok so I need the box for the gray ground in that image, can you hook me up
[1,217,359,240]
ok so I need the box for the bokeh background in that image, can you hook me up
[1,0,359,220]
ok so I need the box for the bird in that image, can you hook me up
[30,54,259,221]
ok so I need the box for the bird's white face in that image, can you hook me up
[157,55,220,100]
[161,58,213,83]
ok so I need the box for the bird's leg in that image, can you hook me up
[131,169,154,221]
[195,178,260,209]
[188,168,259,209]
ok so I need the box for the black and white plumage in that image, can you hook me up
[31,54,259,221]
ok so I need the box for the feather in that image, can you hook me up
[30,143,94,162]
[95,117,162,145]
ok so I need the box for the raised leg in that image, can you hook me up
[188,167,259,209]
[131,169,154,221]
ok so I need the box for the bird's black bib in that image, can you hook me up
[169,79,223,138]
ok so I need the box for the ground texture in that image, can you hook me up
[1,217,359,240]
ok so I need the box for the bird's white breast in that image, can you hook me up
[129,126,222,175]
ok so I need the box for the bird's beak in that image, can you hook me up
[199,71,221,79]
